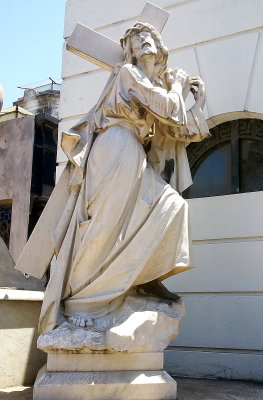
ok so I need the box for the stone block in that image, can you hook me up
[59,69,109,119]
[173,238,263,294]
[62,42,96,78]
[34,366,177,400]
[169,294,263,350]
[165,240,263,293]
[162,0,263,51]
[47,352,163,372]
[196,32,258,117]
[246,30,263,114]
[187,191,263,241]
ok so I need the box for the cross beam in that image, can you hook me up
[66,2,169,71]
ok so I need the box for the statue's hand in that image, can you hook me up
[189,77,206,110]
[164,68,189,93]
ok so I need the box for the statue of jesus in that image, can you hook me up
[16,22,210,334]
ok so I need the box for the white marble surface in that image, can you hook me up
[196,32,258,117]
[188,191,263,241]
[47,352,163,372]
[245,31,263,114]
[34,365,177,400]
[166,240,263,293]
[169,294,263,350]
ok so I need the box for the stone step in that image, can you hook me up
[33,366,177,400]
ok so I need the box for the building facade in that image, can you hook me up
[0,83,60,263]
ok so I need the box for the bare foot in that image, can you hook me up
[68,316,93,327]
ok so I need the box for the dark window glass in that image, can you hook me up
[42,148,56,186]
[185,143,231,198]
[184,119,263,199]
[240,139,263,193]
[0,203,12,247]
[29,120,58,236]
[31,139,43,195]
[31,121,57,198]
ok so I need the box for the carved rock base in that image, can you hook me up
[38,292,185,353]
[33,365,177,400]
[35,293,183,399]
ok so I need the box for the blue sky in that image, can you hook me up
[0,0,66,108]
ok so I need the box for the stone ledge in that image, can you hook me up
[0,289,44,301]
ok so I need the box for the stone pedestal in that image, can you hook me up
[33,293,183,399]
[34,356,177,400]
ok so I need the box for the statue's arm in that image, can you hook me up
[164,76,210,143]
[120,64,187,127]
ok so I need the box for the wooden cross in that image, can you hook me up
[66,2,169,72]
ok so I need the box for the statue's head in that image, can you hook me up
[120,23,168,82]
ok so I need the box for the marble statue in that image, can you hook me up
[16,5,211,397]
[16,23,209,336]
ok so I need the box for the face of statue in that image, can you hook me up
[130,30,157,60]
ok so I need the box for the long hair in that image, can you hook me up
[120,23,168,85]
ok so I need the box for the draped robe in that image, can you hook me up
[16,63,210,333]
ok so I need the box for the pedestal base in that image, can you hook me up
[33,365,177,400]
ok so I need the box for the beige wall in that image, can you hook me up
[0,291,46,388]
[59,0,263,380]
[0,116,35,262]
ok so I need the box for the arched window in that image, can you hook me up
[183,119,263,199]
